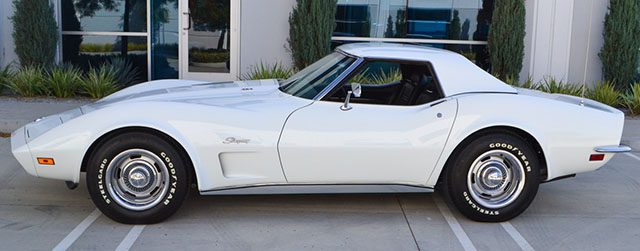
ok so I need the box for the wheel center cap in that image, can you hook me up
[129,171,148,188]
[483,166,504,188]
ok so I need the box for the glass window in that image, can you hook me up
[151,0,179,79]
[62,35,147,81]
[61,0,147,32]
[280,53,357,100]
[187,0,231,73]
[334,0,493,41]
[325,60,443,106]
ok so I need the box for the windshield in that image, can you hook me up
[279,52,357,99]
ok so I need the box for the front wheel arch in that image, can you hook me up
[81,126,197,187]
[437,126,548,185]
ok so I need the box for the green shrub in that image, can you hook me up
[505,75,536,89]
[288,0,338,69]
[536,77,584,96]
[242,62,294,80]
[106,57,142,87]
[600,0,640,89]
[46,65,82,98]
[5,66,46,97]
[11,0,58,67]
[351,68,402,85]
[587,81,621,107]
[622,83,640,115]
[190,50,230,63]
[0,64,15,93]
[81,66,119,99]
[488,0,526,81]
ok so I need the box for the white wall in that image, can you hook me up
[239,0,296,76]
[1,1,17,68]
[521,0,608,86]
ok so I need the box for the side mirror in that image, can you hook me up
[341,83,362,111]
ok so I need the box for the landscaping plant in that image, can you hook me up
[351,68,402,85]
[11,0,58,67]
[47,65,83,98]
[107,57,142,88]
[288,0,338,69]
[600,0,640,89]
[536,77,584,96]
[488,0,526,81]
[587,81,621,107]
[0,64,15,93]
[242,62,294,80]
[5,66,47,97]
[81,65,119,99]
[622,83,640,115]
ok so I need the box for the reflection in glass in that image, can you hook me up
[151,0,179,79]
[334,0,493,42]
[62,0,147,32]
[188,0,231,73]
[62,35,148,81]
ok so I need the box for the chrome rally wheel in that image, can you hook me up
[87,132,191,224]
[106,149,170,211]
[466,150,526,209]
[442,133,540,222]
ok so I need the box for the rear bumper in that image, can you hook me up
[594,145,632,153]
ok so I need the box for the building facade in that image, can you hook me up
[0,0,610,86]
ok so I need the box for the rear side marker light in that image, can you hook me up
[37,158,55,165]
[589,154,605,161]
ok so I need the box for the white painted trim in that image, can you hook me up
[331,36,488,45]
[529,0,539,77]
[583,0,595,84]
[61,31,149,37]
[146,0,151,80]
[564,0,575,81]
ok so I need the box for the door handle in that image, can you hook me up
[183,12,191,30]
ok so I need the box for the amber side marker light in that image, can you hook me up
[37,158,55,165]
[589,154,605,161]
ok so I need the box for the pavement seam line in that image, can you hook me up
[624,152,640,162]
[116,225,146,251]
[500,222,535,251]
[396,196,421,251]
[433,196,477,251]
[52,208,101,251]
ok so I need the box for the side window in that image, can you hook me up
[324,60,443,106]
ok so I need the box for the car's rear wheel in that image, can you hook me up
[86,132,190,224]
[442,133,540,222]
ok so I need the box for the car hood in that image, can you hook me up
[83,79,305,111]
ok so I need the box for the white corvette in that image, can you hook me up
[11,43,630,224]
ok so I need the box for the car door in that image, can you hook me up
[278,97,457,185]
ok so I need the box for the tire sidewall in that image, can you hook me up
[446,134,540,221]
[86,133,190,224]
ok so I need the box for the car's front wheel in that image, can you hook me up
[443,133,540,222]
[86,132,190,224]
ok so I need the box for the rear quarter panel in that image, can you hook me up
[426,93,625,187]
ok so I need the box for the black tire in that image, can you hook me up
[86,132,190,224]
[442,133,540,222]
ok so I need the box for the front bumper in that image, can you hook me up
[594,145,632,153]
[10,126,38,177]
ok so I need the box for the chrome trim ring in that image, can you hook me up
[105,149,170,211]
[467,150,526,209]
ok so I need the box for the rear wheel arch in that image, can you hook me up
[81,126,198,187]
[438,126,548,184]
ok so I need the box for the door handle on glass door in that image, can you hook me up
[183,12,191,30]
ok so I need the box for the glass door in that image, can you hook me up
[179,0,239,81]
